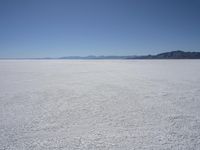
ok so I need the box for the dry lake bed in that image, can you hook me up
[0,60,200,150]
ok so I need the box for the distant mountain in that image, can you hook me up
[59,51,200,59]
[133,50,200,59]
[1,50,200,59]
[59,55,132,59]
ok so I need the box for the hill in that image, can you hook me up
[127,51,200,59]
[59,51,200,59]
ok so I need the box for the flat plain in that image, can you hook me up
[0,60,200,150]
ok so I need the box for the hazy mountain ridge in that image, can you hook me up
[59,51,200,59]
[133,50,200,59]
[1,51,200,59]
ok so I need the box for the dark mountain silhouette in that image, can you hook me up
[1,50,200,59]
[59,51,200,59]
[132,50,200,59]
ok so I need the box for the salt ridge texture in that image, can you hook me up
[0,60,200,150]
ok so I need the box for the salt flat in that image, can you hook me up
[0,60,200,150]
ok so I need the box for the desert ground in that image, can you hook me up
[0,60,200,150]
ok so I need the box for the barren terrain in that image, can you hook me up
[0,60,200,149]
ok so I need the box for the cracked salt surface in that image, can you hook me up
[0,60,200,150]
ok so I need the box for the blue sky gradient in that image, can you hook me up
[0,0,200,58]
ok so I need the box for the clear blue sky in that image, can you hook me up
[0,0,200,58]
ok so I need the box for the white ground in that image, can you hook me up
[0,60,200,150]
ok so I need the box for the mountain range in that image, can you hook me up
[1,50,200,59]
[59,51,200,59]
